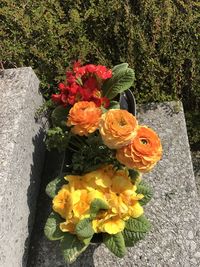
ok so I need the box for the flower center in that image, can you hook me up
[119,118,127,126]
[140,138,148,145]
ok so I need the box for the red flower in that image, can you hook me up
[66,71,76,84]
[100,97,110,108]
[60,94,68,105]
[83,77,98,91]
[51,94,61,103]
[76,67,86,77]
[73,61,81,72]
[72,61,112,80]
[85,64,97,73]
[67,94,76,105]
[95,65,112,79]
[92,97,102,107]
[51,61,112,108]
[69,83,80,95]
[58,83,67,92]
[78,87,93,101]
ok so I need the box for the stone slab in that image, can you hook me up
[27,101,200,267]
[0,68,45,267]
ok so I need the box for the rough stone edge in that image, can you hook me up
[0,67,46,267]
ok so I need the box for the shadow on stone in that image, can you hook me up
[70,244,98,267]
[26,149,64,267]
[26,146,99,267]
[22,128,45,266]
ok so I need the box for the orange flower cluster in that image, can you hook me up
[66,102,162,172]
[99,110,162,172]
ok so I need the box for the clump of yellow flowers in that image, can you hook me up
[53,165,144,235]
[44,164,152,263]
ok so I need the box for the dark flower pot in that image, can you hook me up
[90,233,103,244]
[119,89,136,117]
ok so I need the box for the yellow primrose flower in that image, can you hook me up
[52,164,146,237]
[129,202,144,218]
[73,189,107,219]
[111,169,134,193]
[52,185,81,219]
[64,175,88,190]
[65,166,113,192]
[108,191,129,215]
[110,190,144,218]
[87,190,107,203]
[60,219,77,234]
[93,213,125,234]
[106,168,144,217]
[72,189,90,219]
[84,166,113,192]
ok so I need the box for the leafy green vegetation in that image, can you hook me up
[44,212,64,241]
[45,175,66,198]
[136,181,154,206]
[1,0,199,147]
[103,232,126,258]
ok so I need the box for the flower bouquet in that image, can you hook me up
[44,62,162,263]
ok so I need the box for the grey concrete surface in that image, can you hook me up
[27,101,200,267]
[0,68,45,267]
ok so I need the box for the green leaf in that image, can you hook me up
[128,169,140,184]
[75,218,94,239]
[125,215,151,233]
[102,68,135,100]
[60,233,88,264]
[101,106,107,114]
[44,212,64,240]
[112,63,128,74]
[108,100,120,110]
[103,232,126,258]
[122,228,146,247]
[123,216,151,247]
[51,105,70,128]
[45,127,71,152]
[76,77,83,86]
[136,181,153,206]
[45,176,66,198]
[81,236,93,245]
[90,198,109,219]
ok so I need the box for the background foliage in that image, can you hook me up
[1,0,199,148]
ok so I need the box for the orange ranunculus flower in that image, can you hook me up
[66,101,102,136]
[99,109,138,149]
[116,126,162,172]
